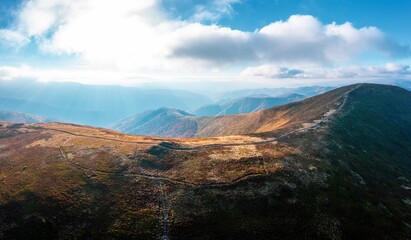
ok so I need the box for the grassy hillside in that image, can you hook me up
[195,84,359,137]
[319,84,411,238]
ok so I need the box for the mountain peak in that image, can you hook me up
[155,107,194,117]
[112,107,197,138]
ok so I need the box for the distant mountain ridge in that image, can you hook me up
[193,94,305,116]
[0,81,211,127]
[216,86,334,101]
[0,110,48,123]
[111,108,197,138]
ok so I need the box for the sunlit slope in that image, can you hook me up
[0,122,287,239]
[111,108,198,138]
[195,84,360,137]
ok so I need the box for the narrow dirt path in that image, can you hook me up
[154,180,170,240]
[275,83,363,140]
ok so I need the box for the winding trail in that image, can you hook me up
[154,180,170,240]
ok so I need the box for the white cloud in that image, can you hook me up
[241,65,305,78]
[0,0,409,84]
[0,29,30,48]
[171,15,409,66]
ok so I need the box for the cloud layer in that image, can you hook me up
[241,63,411,80]
[171,15,409,66]
[0,0,409,84]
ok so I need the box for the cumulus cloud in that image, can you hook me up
[171,15,409,65]
[0,0,409,84]
[241,63,411,80]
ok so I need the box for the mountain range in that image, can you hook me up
[0,110,48,123]
[214,86,334,101]
[111,93,307,137]
[110,108,197,138]
[0,81,211,127]
[112,86,363,138]
[193,93,305,116]
[1,80,409,129]
[0,83,410,239]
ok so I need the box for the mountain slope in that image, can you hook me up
[195,85,358,137]
[0,84,410,239]
[192,104,224,116]
[301,83,411,239]
[0,110,47,123]
[193,94,305,116]
[111,108,197,138]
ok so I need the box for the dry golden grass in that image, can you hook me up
[208,145,262,160]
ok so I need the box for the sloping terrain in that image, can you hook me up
[115,84,361,138]
[0,84,411,239]
[111,108,198,138]
[195,85,356,137]
[193,94,305,116]
[113,94,305,137]
[0,110,47,123]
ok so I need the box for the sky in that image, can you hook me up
[0,0,410,89]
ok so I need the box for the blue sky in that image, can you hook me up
[0,0,410,88]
